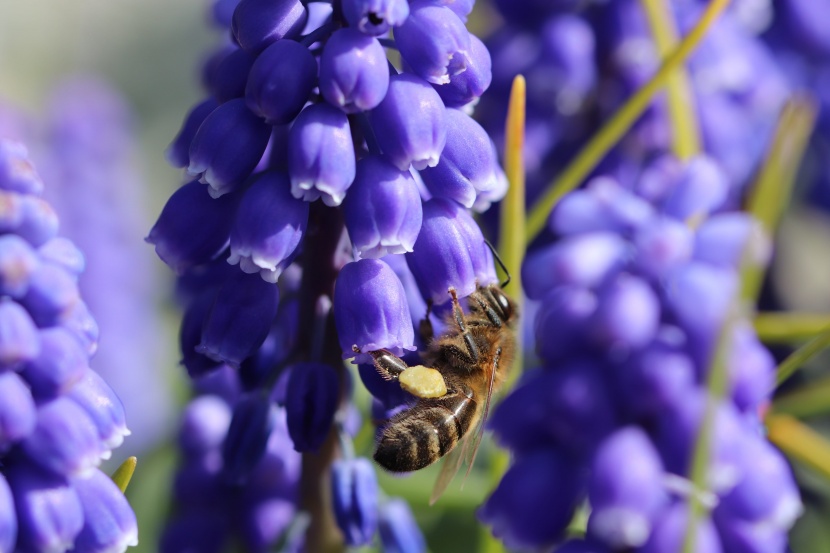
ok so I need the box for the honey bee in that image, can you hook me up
[358,281,517,502]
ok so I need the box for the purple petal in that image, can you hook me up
[320,29,390,113]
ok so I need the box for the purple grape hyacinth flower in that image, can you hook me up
[0,138,136,552]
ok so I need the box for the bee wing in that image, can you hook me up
[463,348,500,479]
[429,434,467,505]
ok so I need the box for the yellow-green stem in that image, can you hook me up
[772,375,830,419]
[743,96,818,302]
[755,312,830,343]
[767,414,830,482]
[525,0,731,244]
[640,0,701,159]
[482,75,527,553]
[774,323,830,388]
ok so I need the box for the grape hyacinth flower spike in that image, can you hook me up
[154,0,505,548]
[0,139,136,552]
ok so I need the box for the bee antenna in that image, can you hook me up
[484,239,511,289]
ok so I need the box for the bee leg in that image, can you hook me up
[419,300,434,344]
[354,346,409,381]
[469,289,503,328]
[448,288,480,363]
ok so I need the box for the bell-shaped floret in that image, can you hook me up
[419,109,504,210]
[68,368,130,455]
[343,156,422,259]
[0,235,39,298]
[22,327,87,399]
[342,0,409,36]
[21,397,103,477]
[320,29,390,113]
[479,449,582,550]
[0,299,40,369]
[285,363,339,452]
[639,502,722,553]
[396,1,470,85]
[405,198,496,305]
[332,457,379,546]
[245,40,317,125]
[0,141,43,195]
[146,181,239,274]
[5,464,83,553]
[228,172,309,283]
[197,271,281,368]
[0,371,37,449]
[165,98,219,169]
[378,498,426,553]
[370,74,447,171]
[587,427,667,549]
[186,99,272,198]
[232,0,308,54]
[222,393,277,483]
[434,34,492,108]
[71,468,139,553]
[288,104,356,206]
[334,258,416,362]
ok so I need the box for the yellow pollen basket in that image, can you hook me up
[399,365,447,399]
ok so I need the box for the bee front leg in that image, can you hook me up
[354,346,408,381]
[448,287,480,363]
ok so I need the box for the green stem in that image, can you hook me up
[767,414,830,483]
[640,0,701,160]
[525,0,731,244]
[755,312,830,343]
[775,323,830,388]
[481,75,528,553]
[772,375,830,418]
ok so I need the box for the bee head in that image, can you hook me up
[487,284,515,324]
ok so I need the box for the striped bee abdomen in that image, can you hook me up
[374,390,477,472]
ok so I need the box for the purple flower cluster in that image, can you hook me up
[0,139,136,552]
[477,0,789,203]
[480,153,802,551]
[472,4,806,551]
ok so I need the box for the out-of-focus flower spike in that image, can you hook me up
[146,180,239,274]
[21,397,103,477]
[693,212,770,270]
[419,109,503,209]
[589,273,660,351]
[331,457,379,546]
[0,298,40,370]
[0,473,15,552]
[660,156,728,221]
[0,141,43,195]
[0,372,37,448]
[370,74,447,171]
[632,217,693,280]
[334,258,416,362]
[342,156,422,259]
[67,368,130,455]
[228,172,309,283]
[532,286,596,362]
[0,235,39,298]
[434,34,492,108]
[378,498,426,553]
[587,427,667,549]
[287,103,356,207]
[237,498,296,552]
[5,463,83,553]
[71,468,139,553]
[320,29,390,114]
[15,194,59,247]
[285,363,339,452]
[231,0,308,54]
[166,98,219,169]
[556,539,613,553]
[245,41,317,125]
[396,1,470,85]
[22,327,87,399]
[187,99,272,198]
[405,198,496,305]
[179,292,224,378]
[342,0,409,36]
[222,393,276,483]
[197,271,281,367]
